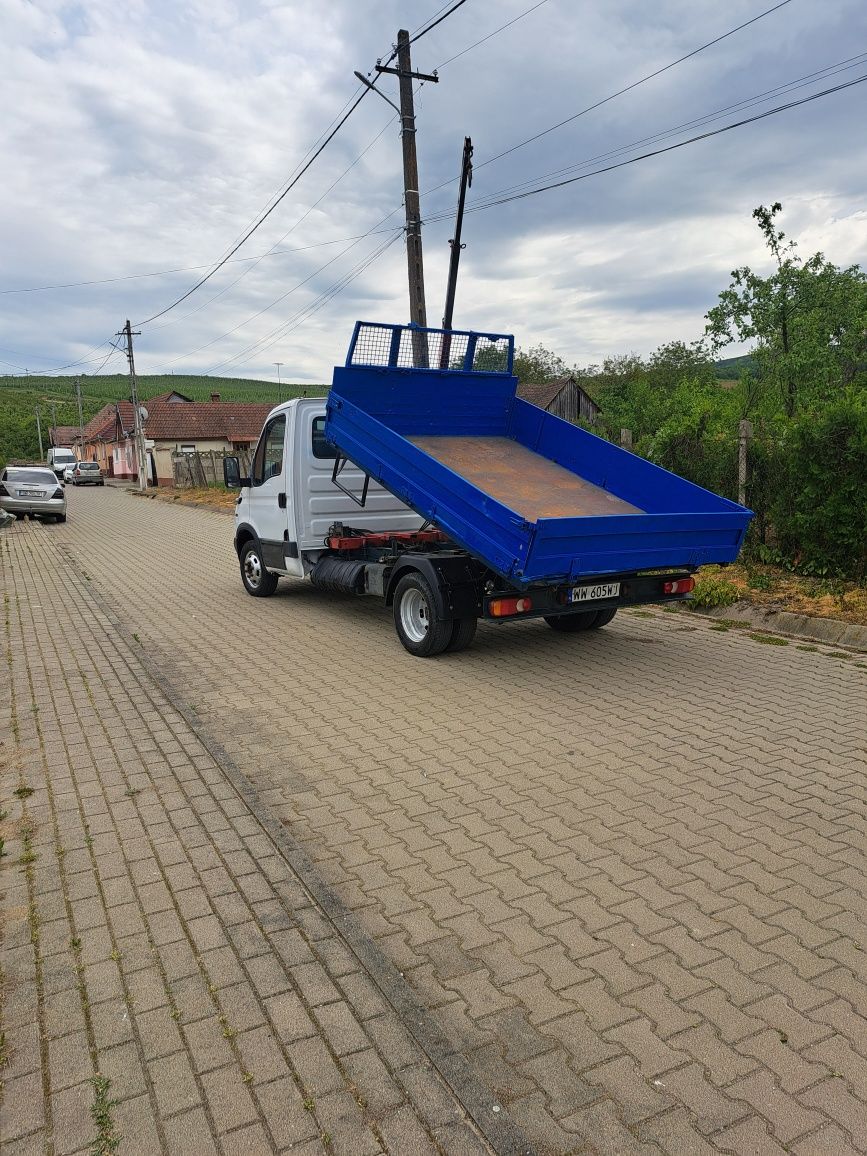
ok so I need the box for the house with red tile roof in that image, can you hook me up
[96,392,273,485]
[49,425,80,450]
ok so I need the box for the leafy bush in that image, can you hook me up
[688,575,742,609]
[770,390,867,580]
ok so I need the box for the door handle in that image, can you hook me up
[278,492,286,509]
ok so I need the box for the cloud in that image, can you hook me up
[1,0,865,383]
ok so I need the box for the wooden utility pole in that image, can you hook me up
[375,31,439,365]
[738,419,753,507]
[118,320,146,491]
[74,376,84,450]
[35,405,43,459]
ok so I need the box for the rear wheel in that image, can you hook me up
[445,616,477,653]
[240,541,278,597]
[393,573,452,657]
[545,610,599,632]
[592,608,618,628]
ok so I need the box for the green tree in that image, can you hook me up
[512,344,574,383]
[706,202,867,417]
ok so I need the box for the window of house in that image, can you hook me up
[252,415,286,485]
[311,416,337,460]
[180,444,195,454]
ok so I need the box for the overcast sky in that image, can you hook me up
[1,0,865,384]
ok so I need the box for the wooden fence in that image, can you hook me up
[171,448,251,488]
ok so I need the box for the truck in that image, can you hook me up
[224,322,752,657]
[47,446,77,478]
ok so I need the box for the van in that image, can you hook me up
[47,448,76,478]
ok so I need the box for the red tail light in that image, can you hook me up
[0,484,8,496]
[489,596,533,617]
[53,488,64,499]
[663,577,695,595]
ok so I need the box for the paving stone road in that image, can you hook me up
[3,483,866,1155]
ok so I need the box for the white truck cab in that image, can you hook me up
[47,447,77,478]
[229,398,421,592]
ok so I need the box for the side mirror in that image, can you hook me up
[223,456,249,489]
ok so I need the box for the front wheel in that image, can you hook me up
[240,541,278,597]
[393,572,452,657]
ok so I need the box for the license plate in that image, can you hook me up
[569,581,620,604]
[18,489,44,497]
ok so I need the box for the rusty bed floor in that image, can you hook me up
[410,436,644,521]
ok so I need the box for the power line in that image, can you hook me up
[147,113,402,335]
[459,53,867,204]
[201,230,403,375]
[133,1,473,329]
[408,0,470,44]
[133,87,374,327]
[435,0,550,69]
[477,0,795,174]
[149,234,376,371]
[428,72,867,218]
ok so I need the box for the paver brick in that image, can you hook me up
[729,1069,825,1144]
[799,1078,867,1149]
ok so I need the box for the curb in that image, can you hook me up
[688,600,867,652]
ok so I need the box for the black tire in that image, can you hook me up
[56,513,67,523]
[591,608,618,629]
[544,610,600,632]
[240,541,278,597]
[393,572,452,657]
[445,616,477,653]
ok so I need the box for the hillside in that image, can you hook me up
[0,374,328,466]
[713,353,757,380]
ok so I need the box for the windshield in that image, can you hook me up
[54,453,75,462]
[79,463,99,470]
[5,468,58,484]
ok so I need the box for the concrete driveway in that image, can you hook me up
[6,483,867,1155]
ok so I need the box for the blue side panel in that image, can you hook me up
[508,399,745,515]
[326,322,753,587]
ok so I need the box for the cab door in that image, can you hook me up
[247,412,290,570]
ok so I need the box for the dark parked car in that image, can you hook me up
[70,462,105,486]
[0,467,67,522]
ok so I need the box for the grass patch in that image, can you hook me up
[747,632,789,646]
[796,645,818,652]
[709,624,730,632]
[823,651,852,660]
[89,1074,122,1155]
[13,785,34,800]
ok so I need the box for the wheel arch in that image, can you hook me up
[385,554,482,621]
[234,522,259,558]
[385,557,448,618]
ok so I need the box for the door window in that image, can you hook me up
[252,415,286,485]
[312,416,337,460]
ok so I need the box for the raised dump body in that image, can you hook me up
[325,322,752,586]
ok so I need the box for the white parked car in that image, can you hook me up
[0,466,67,522]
